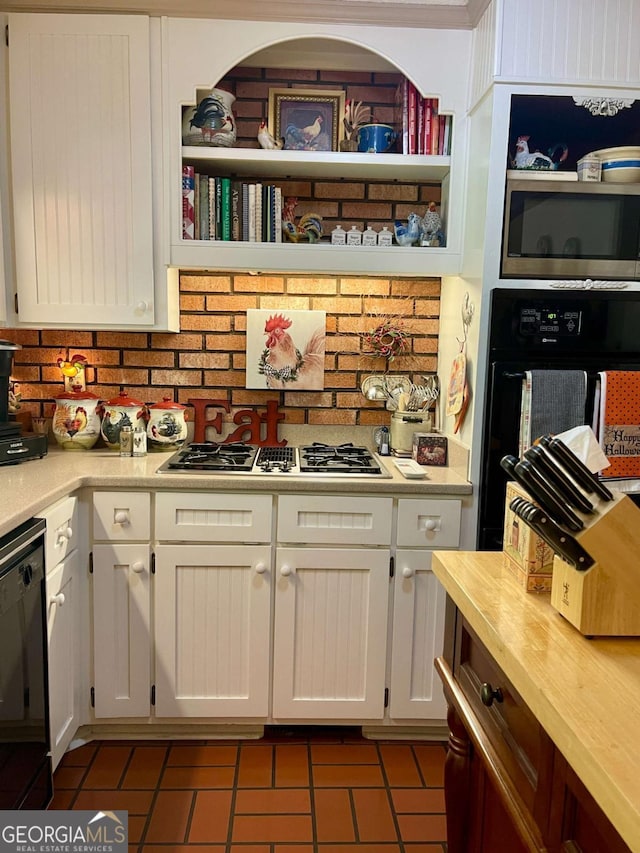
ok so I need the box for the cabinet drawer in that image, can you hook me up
[155,492,272,542]
[40,495,80,570]
[277,495,393,545]
[454,618,547,813]
[93,491,151,541]
[397,498,461,548]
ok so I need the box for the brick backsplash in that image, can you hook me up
[7,272,440,431]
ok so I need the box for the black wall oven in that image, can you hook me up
[478,288,640,551]
[0,517,52,809]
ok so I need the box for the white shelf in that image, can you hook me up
[171,240,460,277]
[182,146,451,183]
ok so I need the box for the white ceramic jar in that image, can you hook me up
[147,397,188,452]
[52,390,102,450]
[100,390,148,450]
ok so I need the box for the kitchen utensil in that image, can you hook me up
[587,145,640,183]
[500,455,583,531]
[539,435,614,501]
[510,497,593,570]
[390,411,434,457]
[524,445,595,513]
[361,375,387,401]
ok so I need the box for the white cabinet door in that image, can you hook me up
[154,544,271,718]
[92,543,151,718]
[47,551,80,769]
[8,13,155,328]
[272,547,390,720]
[388,550,447,720]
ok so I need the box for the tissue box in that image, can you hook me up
[502,480,555,592]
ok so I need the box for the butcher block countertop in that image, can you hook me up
[432,550,640,853]
[0,444,471,539]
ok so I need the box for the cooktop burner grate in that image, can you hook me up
[299,443,383,475]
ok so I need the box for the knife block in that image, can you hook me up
[550,493,640,636]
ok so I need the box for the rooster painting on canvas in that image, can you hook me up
[246,309,327,390]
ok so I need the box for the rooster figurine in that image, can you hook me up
[257,120,284,150]
[281,196,323,243]
[259,313,326,390]
[394,213,423,247]
[420,201,444,247]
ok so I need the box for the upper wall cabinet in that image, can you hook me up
[6,14,178,331]
[163,17,472,277]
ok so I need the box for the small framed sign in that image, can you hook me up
[413,433,448,466]
[268,88,345,152]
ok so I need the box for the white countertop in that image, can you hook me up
[0,445,472,539]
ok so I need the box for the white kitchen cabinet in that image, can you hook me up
[154,544,271,717]
[93,491,151,541]
[388,498,460,720]
[40,494,87,770]
[92,542,151,718]
[388,550,447,720]
[272,545,390,720]
[46,551,81,769]
[6,13,178,331]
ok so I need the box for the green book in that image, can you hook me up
[221,177,232,241]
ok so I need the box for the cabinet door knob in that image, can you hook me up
[255,562,267,574]
[114,510,130,525]
[57,525,73,542]
[402,566,415,578]
[280,565,292,577]
[137,300,151,313]
[424,519,438,531]
[480,682,503,707]
[131,561,145,574]
[50,592,65,606]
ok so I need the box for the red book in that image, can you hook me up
[423,98,433,157]
[417,96,425,155]
[438,113,446,155]
[182,165,195,240]
[407,82,417,155]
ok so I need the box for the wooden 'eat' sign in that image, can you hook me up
[188,398,286,446]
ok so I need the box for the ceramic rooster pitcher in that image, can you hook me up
[181,88,237,147]
[52,390,102,450]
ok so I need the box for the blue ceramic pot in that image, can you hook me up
[357,123,397,154]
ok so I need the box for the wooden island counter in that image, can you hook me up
[432,550,640,853]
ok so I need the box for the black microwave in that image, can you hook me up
[502,179,640,280]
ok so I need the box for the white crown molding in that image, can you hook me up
[1,0,491,29]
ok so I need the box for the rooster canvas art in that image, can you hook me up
[246,309,327,390]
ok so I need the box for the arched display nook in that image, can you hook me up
[165,17,472,276]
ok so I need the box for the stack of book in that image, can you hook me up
[394,81,453,156]
[182,166,284,242]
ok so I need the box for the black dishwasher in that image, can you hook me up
[0,517,52,809]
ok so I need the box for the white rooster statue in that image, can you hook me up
[257,120,284,150]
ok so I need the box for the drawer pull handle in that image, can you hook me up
[402,566,415,578]
[480,682,503,707]
[131,561,145,574]
[280,565,292,577]
[255,562,267,574]
[57,526,73,543]
[424,519,438,531]
[114,510,130,525]
[50,592,65,607]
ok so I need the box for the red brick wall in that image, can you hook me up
[8,272,440,429]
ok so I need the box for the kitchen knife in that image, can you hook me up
[539,435,614,501]
[501,455,583,531]
[510,498,594,570]
[524,445,595,514]
[513,459,585,531]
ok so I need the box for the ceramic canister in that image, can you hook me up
[52,390,102,451]
[147,397,188,452]
[100,390,148,450]
[357,123,397,154]
[181,87,237,147]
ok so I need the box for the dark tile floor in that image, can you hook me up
[49,727,448,852]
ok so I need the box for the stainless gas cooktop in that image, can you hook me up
[157,441,392,478]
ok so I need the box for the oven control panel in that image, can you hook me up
[519,306,583,337]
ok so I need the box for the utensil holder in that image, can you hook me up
[550,493,640,636]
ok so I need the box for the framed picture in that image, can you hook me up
[268,88,345,152]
